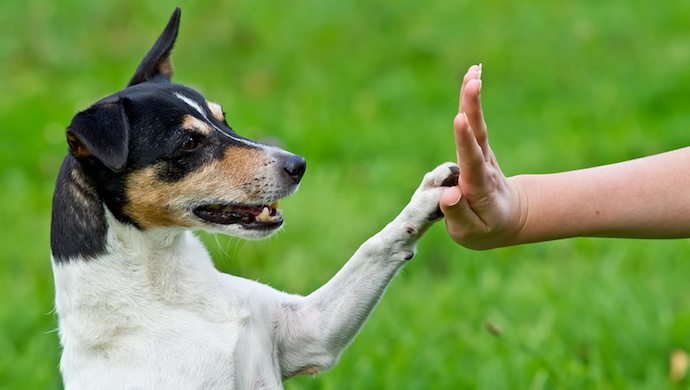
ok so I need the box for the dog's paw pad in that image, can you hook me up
[441,165,460,187]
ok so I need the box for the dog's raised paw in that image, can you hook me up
[382,162,459,261]
[421,162,459,190]
[402,162,460,228]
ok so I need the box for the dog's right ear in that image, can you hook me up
[66,98,130,172]
[127,7,181,87]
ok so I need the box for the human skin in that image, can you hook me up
[439,65,690,250]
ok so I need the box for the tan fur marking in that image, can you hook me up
[206,101,225,123]
[181,115,213,135]
[124,167,193,229]
[66,131,92,159]
[157,57,174,80]
[124,146,273,229]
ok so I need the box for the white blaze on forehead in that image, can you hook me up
[174,92,207,117]
[173,91,267,149]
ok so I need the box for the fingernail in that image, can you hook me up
[447,187,462,207]
[477,63,483,80]
[449,192,462,207]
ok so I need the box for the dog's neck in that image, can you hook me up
[51,157,225,347]
[53,208,219,304]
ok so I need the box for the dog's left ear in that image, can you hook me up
[127,7,181,87]
[66,98,130,172]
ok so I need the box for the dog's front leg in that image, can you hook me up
[276,162,458,379]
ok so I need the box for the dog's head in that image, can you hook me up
[66,7,305,240]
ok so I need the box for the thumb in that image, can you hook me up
[439,186,464,219]
[439,185,482,247]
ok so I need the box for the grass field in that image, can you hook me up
[2,0,690,388]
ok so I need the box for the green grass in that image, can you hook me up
[2,0,690,388]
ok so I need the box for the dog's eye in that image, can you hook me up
[181,136,199,151]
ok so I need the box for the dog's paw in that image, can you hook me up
[398,162,459,234]
[375,162,458,262]
[418,161,459,192]
[410,162,459,219]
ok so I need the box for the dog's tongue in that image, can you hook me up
[232,205,264,215]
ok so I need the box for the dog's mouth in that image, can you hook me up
[193,200,283,229]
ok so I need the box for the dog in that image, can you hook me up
[50,7,458,389]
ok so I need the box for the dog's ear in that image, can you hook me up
[66,98,130,172]
[127,7,181,87]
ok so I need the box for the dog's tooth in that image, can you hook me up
[270,200,280,209]
[268,208,283,222]
[258,207,270,221]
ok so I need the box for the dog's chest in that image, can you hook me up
[58,291,283,389]
[53,239,285,389]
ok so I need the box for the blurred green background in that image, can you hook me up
[2,0,690,388]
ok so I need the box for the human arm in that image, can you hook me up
[439,65,690,249]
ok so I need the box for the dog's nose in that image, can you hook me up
[284,154,306,184]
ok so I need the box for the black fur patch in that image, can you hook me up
[50,156,108,263]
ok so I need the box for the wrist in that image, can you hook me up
[496,175,531,247]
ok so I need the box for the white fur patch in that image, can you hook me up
[174,92,205,117]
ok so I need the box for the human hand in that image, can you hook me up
[439,65,526,250]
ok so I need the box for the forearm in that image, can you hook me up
[511,147,690,244]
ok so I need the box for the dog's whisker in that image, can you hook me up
[238,238,251,256]
[213,233,229,259]
[44,327,60,335]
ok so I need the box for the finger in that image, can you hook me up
[440,186,462,210]
[439,186,486,244]
[459,65,482,113]
[440,186,476,223]
[439,187,465,242]
[453,111,488,190]
[459,67,481,113]
[461,78,490,153]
